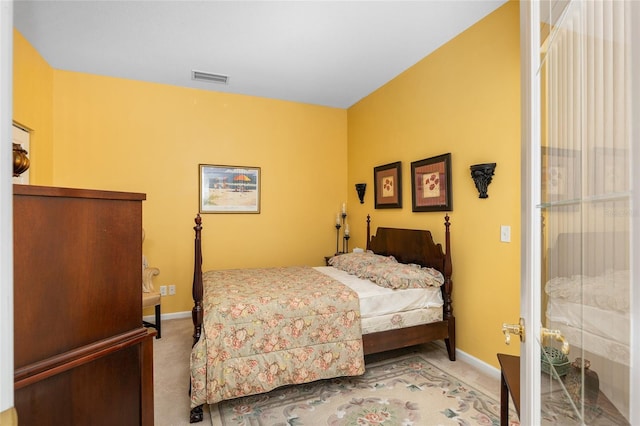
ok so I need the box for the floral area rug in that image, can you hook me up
[210,353,520,425]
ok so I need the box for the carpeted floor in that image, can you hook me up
[153,317,212,426]
[153,318,509,426]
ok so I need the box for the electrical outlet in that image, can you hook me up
[169,285,176,295]
[500,225,511,243]
[159,285,167,296]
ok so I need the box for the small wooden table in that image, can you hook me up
[497,353,520,426]
[497,353,630,425]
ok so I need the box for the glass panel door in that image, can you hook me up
[538,1,631,424]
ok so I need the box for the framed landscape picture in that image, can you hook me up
[411,153,452,212]
[374,161,402,209]
[199,164,261,213]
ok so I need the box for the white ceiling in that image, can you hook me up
[13,1,507,109]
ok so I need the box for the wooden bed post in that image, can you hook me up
[443,213,456,360]
[443,214,453,319]
[366,214,371,251]
[192,214,204,348]
[190,215,205,423]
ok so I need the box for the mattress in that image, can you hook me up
[314,266,443,319]
[359,307,442,334]
[545,320,629,367]
[545,299,630,345]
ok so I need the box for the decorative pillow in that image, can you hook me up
[328,251,396,276]
[362,262,445,289]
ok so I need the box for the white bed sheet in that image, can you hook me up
[314,266,443,319]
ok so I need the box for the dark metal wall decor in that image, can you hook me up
[355,183,366,204]
[470,163,496,198]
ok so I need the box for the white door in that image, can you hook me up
[520,0,637,424]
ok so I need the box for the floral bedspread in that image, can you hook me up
[190,266,365,407]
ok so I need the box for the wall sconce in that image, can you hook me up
[355,183,366,204]
[470,163,496,199]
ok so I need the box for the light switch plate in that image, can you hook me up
[500,225,511,243]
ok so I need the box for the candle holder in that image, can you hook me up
[334,212,348,255]
[343,234,350,253]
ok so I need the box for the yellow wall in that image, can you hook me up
[52,73,347,314]
[14,41,348,315]
[12,30,54,184]
[346,1,521,365]
[13,1,521,367]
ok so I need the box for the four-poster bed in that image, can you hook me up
[188,214,455,423]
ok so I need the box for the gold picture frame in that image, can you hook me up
[199,164,261,213]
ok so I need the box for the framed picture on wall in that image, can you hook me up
[374,161,402,209]
[591,146,626,196]
[542,147,580,203]
[411,153,452,212]
[199,164,261,213]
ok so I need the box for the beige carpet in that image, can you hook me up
[153,318,508,426]
[153,317,212,426]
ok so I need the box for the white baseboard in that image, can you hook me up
[456,347,502,381]
[433,340,501,381]
[143,310,192,323]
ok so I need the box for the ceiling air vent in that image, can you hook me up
[192,70,228,84]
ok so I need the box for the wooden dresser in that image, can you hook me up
[13,185,154,426]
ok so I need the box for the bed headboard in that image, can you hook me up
[366,215,451,275]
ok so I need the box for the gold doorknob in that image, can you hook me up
[502,318,525,345]
[541,327,570,354]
